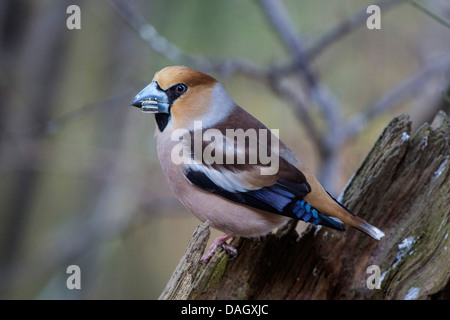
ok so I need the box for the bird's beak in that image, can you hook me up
[130,81,170,114]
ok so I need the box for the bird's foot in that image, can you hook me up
[201,233,236,265]
[221,242,238,260]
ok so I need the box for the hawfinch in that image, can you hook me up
[131,66,384,263]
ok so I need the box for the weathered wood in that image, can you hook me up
[159,222,210,300]
[160,111,449,300]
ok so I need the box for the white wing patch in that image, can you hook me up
[185,163,264,192]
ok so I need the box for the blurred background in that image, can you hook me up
[0,0,449,299]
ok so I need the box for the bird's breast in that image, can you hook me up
[155,130,289,237]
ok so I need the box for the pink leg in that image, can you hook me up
[253,236,261,243]
[201,233,236,264]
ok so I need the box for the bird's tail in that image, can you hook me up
[288,197,385,240]
[327,193,385,240]
[298,168,384,240]
[353,220,385,240]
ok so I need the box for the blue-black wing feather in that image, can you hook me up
[184,168,345,231]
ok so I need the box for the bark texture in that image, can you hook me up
[160,111,450,300]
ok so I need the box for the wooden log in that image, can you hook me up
[160,111,449,300]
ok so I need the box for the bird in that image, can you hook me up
[130,66,385,264]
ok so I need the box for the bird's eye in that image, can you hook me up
[175,83,187,94]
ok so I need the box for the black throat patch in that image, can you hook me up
[155,113,170,132]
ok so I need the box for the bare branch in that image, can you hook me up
[257,0,341,138]
[309,0,402,62]
[0,88,134,142]
[108,0,266,80]
[268,79,325,151]
[406,0,450,30]
[271,0,403,76]
[108,0,200,66]
[342,54,450,142]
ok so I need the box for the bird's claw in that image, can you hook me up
[221,243,238,260]
[200,233,236,265]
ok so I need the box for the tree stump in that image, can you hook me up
[160,111,449,300]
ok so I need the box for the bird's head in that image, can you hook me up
[131,66,234,132]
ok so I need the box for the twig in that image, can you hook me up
[108,0,266,80]
[271,0,403,76]
[108,0,199,66]
[268,79,325,151]
[342,54,450,142]
[257,0,341,134]
[406,0,450,30]
[311,0,402,62]
[0,88,134,142]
